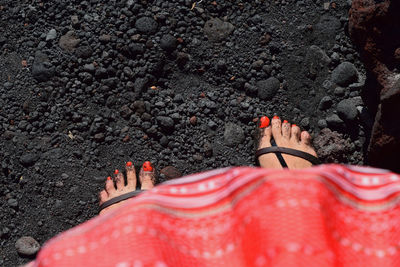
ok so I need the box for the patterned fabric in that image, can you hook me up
[28,165,400,267]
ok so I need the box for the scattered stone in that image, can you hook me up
[318,96,333,110]
[257,77,280,100]
[251,60,264,70]
[94,133,105,142]
[135,17,158,34]
[334,87,345,96]
[32,51,55,82]
[71,15,80,28]
[300,117,310,128]
[337,99,358,121]
[318,119,328,128]
[160,166,182,179]
[203,141,213,157]
[75,45,93,59]
[326,114,344,129]
[20,153,39,167]
[313,128,352,163]
[120,105,133,119]
[224,122,245,147]
[157,116,174,131]
[59,31,80,52]
[45,29,57,41]
[189,116,197,125]
[8,198,18,208]
[305,46,331,79]
[99,34,111,43]
[204,18,234,42]
[160,34,177,52]
[15,236,40,257]
[331,62,358,86]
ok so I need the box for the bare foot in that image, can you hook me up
[257,116,318,169]
[99,161,156,215]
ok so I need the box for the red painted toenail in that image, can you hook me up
[143,161,153,172]
[126,161,133,167]
[283,120,288,123]
[114,169,119,175]
[292,124,297,127]
[273,116,279,119]
[259,116,270,128]
[107,176,112,181]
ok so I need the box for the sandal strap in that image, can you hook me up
[99,190,145,211]
[271,139,288,168]
[256,146,321,166]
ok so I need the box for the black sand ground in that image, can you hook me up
[0,0,372,265]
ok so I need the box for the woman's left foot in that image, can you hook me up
[99,161,156,215]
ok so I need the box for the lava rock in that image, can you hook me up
[224,122,245,147]
[71,15,80,28]
[313,128,352,163]
[160,34,177,52]
[59,31,80,52]
[318,96,333,110]
[331,62,358,86]
[157,116,174,131]
[20,153,39,167]
[8,198,18,208]
[326,114,345,129]
[32,51,55,82]
[337,99,358,122]
[75,45,93,59]
[160,166,182,179]
[15,236,40,257]
[305,45,331,78]
[204,18,234,42]
[257,77,280,100]
[135,17,158,34]
[46,29,57,41]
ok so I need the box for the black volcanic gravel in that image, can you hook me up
[0,0,373,265]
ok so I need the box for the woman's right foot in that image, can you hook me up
[99,161,156,215]
[257,116,318,169]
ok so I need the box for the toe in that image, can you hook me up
[300,131,312,146]
[99,190,109,205]
[140,161,156,190]
[114,170,125,190]
[258,126,272,149]
[290,124,301,142]
[281,120,290,139]
[271,116,282,141]
[105,177,115,193]
[125,161,137,189]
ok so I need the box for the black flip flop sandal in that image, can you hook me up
[255,125,321,168]
[99,190,145,212]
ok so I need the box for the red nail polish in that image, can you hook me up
[107,176,112,181]
[292,124,297,127]
[126,161,133,167]
[283,120,288,123]
[273,116,279,119]
[143,161,153,172]
[114,169,119,175]
[259,116,270,128]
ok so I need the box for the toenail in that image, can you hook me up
[143,161,153,172]
[126,161,133,167]
[114,169,119,175]
[283,120,288,123]
[107,176,112,181]
[291,124,297,127]
[259,116,270,128]
[273,116,279,119]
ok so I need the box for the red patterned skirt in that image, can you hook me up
[28,165,400,266]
